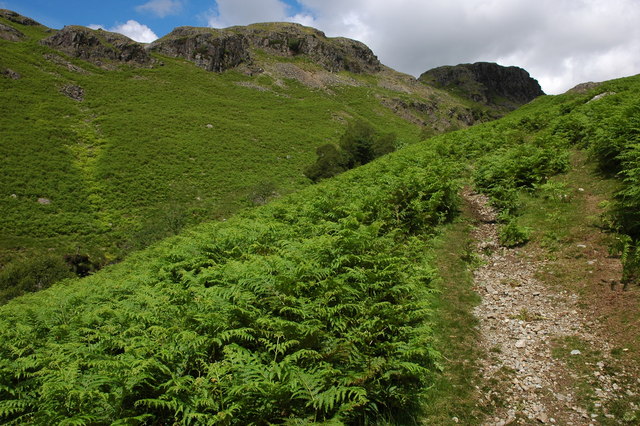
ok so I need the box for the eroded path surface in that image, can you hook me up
[465,190,636,425]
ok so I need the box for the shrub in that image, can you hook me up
[589,100,640,174]
[0,146,461,424]
[247,181,278,206]
[475,144,569,193]
[499,219,531,247]
[0,255,73,303]
[304,143,348,182]
[339,120,378,167]
[305,120,397,182]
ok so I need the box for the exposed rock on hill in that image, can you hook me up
[40,26,152,67]
[148,27,250,72]
[2,68,21,79]
[0,22,23,41]
[0,9,43,26]
[566,81,601,94]
[148,23,381,74]
[60,84,84,101]
[419,62,544,110]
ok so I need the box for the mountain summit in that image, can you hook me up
[419,62,544,111]
[149,22,381,74]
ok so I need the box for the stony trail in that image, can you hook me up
[464,189,635,425]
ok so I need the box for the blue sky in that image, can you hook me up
[3,0,640,94]
[3,1,308,38]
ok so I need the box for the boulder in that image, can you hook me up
[2,68,21,79]
[60,84,84,101]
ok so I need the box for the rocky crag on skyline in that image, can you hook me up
[420,62,545,111]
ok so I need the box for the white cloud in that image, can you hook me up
[295,0,640,94]
[205,0,315,29]
[208,0,291,27]
[136,0,183,18]
[89,20,158,43]
[111,20,158,43]
[204,0,640,93]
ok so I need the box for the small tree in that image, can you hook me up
[372,132,397,158]
[339,120,377,167]
[304,144,348,182]
[305,120,397,182]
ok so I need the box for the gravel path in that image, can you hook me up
[464,189,632,425]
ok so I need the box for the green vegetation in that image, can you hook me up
[420,213,486,424]
[3,8,640,425]
[304,120,397,182]
[0,15,471,301]
[0,142,460,424]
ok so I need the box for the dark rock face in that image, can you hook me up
[420,62,544,110]
[148,27,250,72]
[0,9,43,26]
[149,23,381,74]
[235,23,381,73]
[41,26,152,66]
[0,22,24,41]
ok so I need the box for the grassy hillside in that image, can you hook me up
[3,8,640,426]
[2,49,639,422]
[0,14,475,300]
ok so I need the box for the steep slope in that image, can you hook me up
[419,61,544,114]
[2,67,639,423]
[0,10,481,298]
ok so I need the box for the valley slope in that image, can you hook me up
[1,10,498,299]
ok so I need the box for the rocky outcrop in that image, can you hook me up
[60,84,84,101]
[148,22,381,74]
[0,9,43,26]
[235,23,381,73]
[148,27,250,72]
[419,62,544,110]
[0,22,24,41]
[566,81,601,94]
[2,68,21,79]
[41,26,152,66]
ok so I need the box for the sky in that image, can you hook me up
[4,0,640,94]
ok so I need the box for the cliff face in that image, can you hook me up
[40,26,153,66]
[419,62,544,110]
[147,27,250,72]
[148,23,381,74]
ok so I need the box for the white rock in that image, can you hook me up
[515,339,527,348]
[571,349,582,355]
